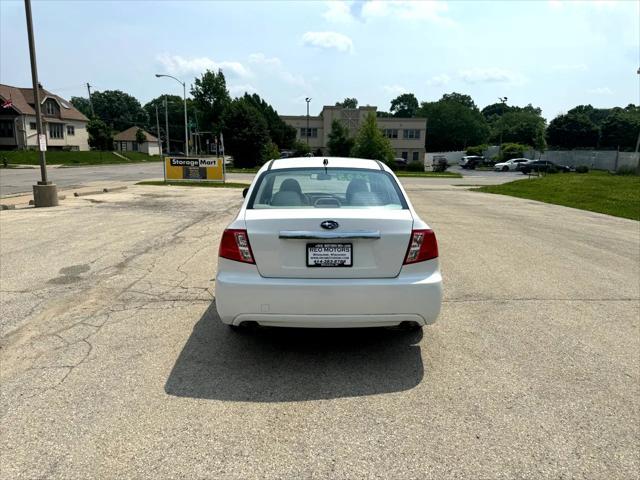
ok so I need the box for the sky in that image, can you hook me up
[1,0,638,120]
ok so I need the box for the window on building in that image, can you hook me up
[30,122,37,130]
[49,123,64,139]
[403,129,421,140]
[0,120,14,138]
[382,129,398,139]
[120,141,127,151]
[300,127,318,138]
[67,125,75,136]
[412,151,420,162]
[44,99,59,116]
[401,151,408,160]
[132,141,139,151]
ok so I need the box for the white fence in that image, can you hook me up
[540,151,639,171]
[425,148,639,172]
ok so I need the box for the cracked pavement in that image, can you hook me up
[0,181,638,479]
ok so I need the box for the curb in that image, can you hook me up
[103,186,128,193]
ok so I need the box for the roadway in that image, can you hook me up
[0,163,522,196]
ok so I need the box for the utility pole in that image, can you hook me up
[24,0,57,207]
[155,103,162,155]
[164,97,170,154]
[86,83,95,117]
[305,97,311,147]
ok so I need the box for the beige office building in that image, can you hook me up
[281,105,426,162]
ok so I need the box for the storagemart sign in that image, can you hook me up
[164,157,224,182]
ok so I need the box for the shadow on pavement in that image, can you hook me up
[165,301,424,402]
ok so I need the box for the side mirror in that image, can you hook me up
[242,187,249,198]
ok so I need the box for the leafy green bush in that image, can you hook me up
[576,165,589,173]
[406,160,424,172]
[498,142,529,161]
[616,165,638,176]
[291,140,311,157]
[466,144,487,157]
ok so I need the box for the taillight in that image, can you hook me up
[403,229,438,264]
[219,229,255,264]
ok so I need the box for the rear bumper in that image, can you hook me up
[215,259,443,328]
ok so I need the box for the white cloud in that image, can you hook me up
[361,0,454,25]
[323,1,354,23]
[248,53,282,68]
[549,0,619,9]
[302,31,354,53]
[427,73,451,86]
[458,68,526,85]
[383,84,408,95]
[228,84,258,96]
[156,54,251,78]
[551,63,588,72]
[248,52,308,88]
[586,87,614,95]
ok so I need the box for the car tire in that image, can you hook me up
[502,166,509,172]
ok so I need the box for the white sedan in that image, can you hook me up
[494,158,532,171]
[215,157,443,330]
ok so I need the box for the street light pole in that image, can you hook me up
[24,0,57,207]
[305,97,311,147]
[156,74,189,156]
[164,97,170,154]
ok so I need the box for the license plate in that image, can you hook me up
[306,243,352,267]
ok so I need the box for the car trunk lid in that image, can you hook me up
[244,209,413,278]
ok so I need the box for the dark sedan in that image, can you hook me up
[521,160,572,174]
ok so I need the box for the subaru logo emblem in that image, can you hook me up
[320,220,339,230]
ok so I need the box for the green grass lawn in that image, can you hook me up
[137,180,248,188]
[475,171,640,221]
[0,150,161,166]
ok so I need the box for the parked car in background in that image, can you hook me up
[394,157,408,169]
[432,155,449,172]
[216,156,443,331]
[494,158,533,172]
[520,160,572,174]
[460,156,484,169]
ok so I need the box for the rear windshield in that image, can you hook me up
[248,168,407,209]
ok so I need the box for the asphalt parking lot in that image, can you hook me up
[1,180,638,479]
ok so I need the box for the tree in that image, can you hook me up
[417,94,489,151]
[221,98,270,168]
[351,113,394,163]
[546,112,599,149]
[481,102,510,120]
[599,106,640,150]
[191,69,231,133]
[70,97,93,118]
[327,119,355,157]
[390,93,419,118]
[86,118,113,150]
[261,140,280,163]
[241,93,296,149]
[496,110,546,150]
[567,104,613,127]
[441,92,478,110]
[72,90,148,133]
[135,128,146,146]
[335,97,358,108]
[142,95,191,149]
